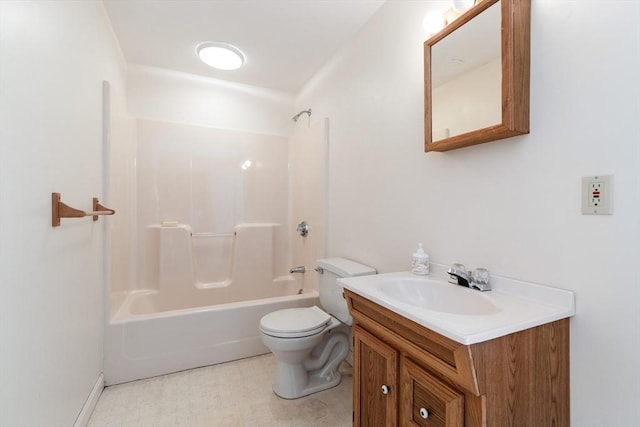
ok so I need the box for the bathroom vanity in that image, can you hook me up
[339,271,574,426]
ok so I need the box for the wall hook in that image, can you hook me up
[51,192,115,227]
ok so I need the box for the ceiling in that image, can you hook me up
[103,0,386,94]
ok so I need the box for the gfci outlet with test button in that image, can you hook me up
[581,175,613,215]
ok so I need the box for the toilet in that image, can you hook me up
[259,257,376,399]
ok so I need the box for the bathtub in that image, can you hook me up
[104,288,319,385]
[104,221,321,385]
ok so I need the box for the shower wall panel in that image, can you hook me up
[135,119,290,290]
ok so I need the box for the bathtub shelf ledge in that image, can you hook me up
[52,192,115,227]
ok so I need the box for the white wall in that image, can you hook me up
[297,1,640,425]
[127,65,295,136]
[0,1,128,426]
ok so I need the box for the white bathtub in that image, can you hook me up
[105,221,320,385]
[104,288,319,385]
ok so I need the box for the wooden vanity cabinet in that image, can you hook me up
[400,357,464,426]
[353,326,398,426]
[345,289,570,427]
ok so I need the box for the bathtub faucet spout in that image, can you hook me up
[290,266,305,274]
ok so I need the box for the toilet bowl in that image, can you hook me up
[259,258,376,399]
[259,306,349,399]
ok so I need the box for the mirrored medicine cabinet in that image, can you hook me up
[424,0,531,152]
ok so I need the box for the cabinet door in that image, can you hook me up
[353,325,398,426]
[400,358,464,427]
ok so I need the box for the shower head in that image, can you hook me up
[292,108,312,122]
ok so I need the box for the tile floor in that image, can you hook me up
[88,354,353,427]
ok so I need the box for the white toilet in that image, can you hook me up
[259,257,376,399]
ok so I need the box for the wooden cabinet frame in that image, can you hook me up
[345,290,570,426]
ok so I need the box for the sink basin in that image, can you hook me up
[380,277,500,316]
[338,270,575,344]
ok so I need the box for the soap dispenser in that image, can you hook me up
[411,243,430,275]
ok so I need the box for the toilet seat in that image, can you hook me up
[260,306,331,338]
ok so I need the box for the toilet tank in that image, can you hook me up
[316,258,376,325]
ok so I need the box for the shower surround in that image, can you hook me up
[134,119,291,290]
[105,119,321,384]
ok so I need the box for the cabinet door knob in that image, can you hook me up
[419,407,429,419]
[381,384,390,395]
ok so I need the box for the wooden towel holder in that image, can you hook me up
[51,192,115,227]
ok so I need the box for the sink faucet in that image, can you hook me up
[448,264,470,286]
[448,264,491,291]
[290,266,306,274]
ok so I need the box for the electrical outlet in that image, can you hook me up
[588,182,603,208]
[582,175,613,215]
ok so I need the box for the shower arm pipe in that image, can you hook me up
[51,192,115,227]
[291,108,312,122]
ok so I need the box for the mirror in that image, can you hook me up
[424,0,530,152]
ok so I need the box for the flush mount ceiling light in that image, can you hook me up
[197,42,245,71]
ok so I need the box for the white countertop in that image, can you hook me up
[338,265,575,345]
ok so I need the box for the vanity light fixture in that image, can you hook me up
[424,0,478,37]
[423,10,447,36]
[452,0,476,13]
[197,42,245,70]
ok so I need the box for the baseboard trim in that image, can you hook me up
[74,373,104,427]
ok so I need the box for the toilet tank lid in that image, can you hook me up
[316,258,376,278]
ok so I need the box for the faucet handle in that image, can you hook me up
[470,268,491,291]
[448,264,491,291]
[448,263,468,277]
[448,263,470,287]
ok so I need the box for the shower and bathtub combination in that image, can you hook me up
[105,115,326,385]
